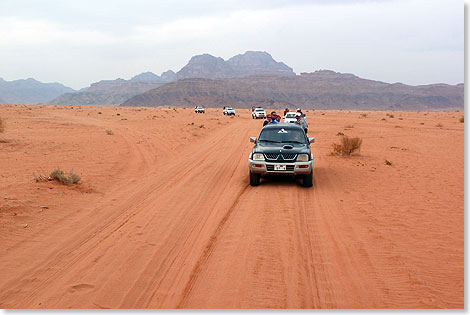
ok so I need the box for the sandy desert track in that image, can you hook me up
[0,105,464,308]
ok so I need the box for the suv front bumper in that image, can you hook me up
[248,159,313,176]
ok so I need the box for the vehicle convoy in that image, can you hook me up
[194,106,205,113]
[223,106,236,116]
[252,108,267,119]
[248,123,315,187]
[283,112,298,123]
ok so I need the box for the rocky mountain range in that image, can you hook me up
[48,51,294,106]
[121,70,464,111]
[0,78,75,104]
[0,50,464,110]
[49,71,176,106]
[176,51,294,80]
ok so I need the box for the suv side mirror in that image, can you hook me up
[250,137,257,143]
[308,137,315,143]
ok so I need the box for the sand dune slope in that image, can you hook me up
[0,105,463,308]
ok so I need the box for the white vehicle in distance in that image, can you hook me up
[252,108,267,119]
[223,106,236,116]
[283,112,298,123]
[195,106,205,113]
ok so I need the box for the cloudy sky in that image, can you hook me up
[0,0,463,90]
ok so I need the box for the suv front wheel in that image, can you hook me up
[249,171,260,186]
[302,171,313,187]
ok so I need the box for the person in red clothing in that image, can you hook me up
[283,108,289,117]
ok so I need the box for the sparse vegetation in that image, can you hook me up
[344,124,354,129]
[385,160,392,166]
[336,132,344,136]
[460,116,464,123]
[106,129,114,135]
[435,123,443,128]
[33,173,49,183]
[332,136,363,156]
[49,168,81,185]
[360,113,367,118]
[199,124,205,129]
[0,116,4,133]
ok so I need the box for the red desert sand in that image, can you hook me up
[0,105,463,308]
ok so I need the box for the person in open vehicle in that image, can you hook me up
[295,112,308,133]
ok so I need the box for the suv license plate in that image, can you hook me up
[274,164,286,171]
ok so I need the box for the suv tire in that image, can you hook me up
[250,171,260,186]
[302,171,313,187]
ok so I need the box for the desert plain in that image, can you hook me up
[0,104,464,309]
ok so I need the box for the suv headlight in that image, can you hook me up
[297,154,309,162]
[252,153,265,161]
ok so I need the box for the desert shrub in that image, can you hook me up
[336,132,344,136]
[49,168,81,185]
[360,113,367,118]
[33,173,48,182]
[345,124,354,129]
[332,136,363,156]
[106,129,114,135]
[435,123,443,128]
[460,116,464,123]
[0,116,5,133]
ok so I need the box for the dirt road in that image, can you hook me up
[0,105,464,308]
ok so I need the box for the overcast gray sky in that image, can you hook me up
[0,0,463,90]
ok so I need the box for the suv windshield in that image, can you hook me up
[259,128,306,144]
[286,113,296,118]
[255,109,264,112]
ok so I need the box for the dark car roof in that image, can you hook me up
[262,123,302,130]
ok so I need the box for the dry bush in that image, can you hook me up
[360,113,367,118]
[0,116,5,133]
[460,116,464,123]
[49,168,81,185]
[344,124,354,129]
[332,136,363,156]
[435,123,443,128]
[106,129,114,135]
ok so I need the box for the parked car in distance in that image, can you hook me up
[252,108,267,119]
[223,107,236,116]
[195,106,205,113]
[283,112,298,123]
[248,123,315,187]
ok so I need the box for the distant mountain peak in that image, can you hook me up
[0,77,75,104]
[176,51,295,80]
[130,72,162,83]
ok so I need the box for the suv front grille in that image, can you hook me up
[282,153,297,160]
[265,153,280,160]
[264,153,297,161]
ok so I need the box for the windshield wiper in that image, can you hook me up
[259,139,281,143]
[283,140,305,144]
